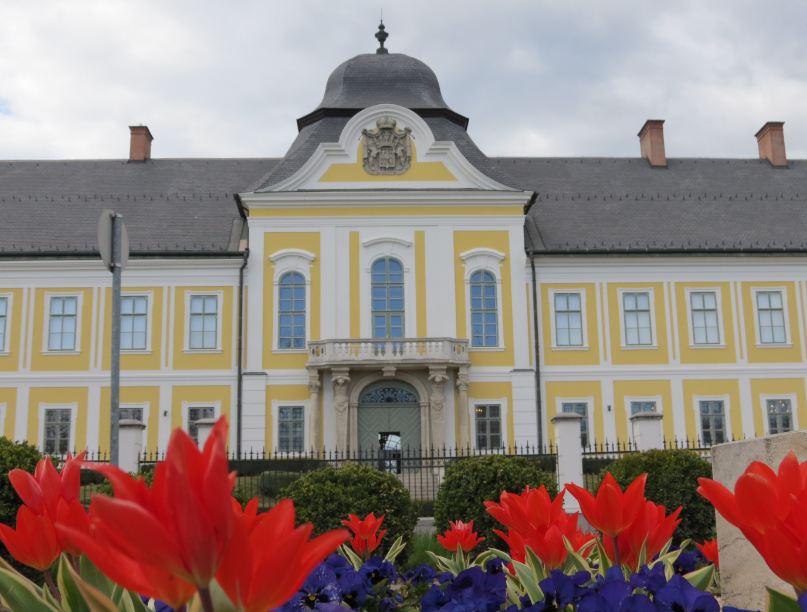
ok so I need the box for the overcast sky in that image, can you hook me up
[1,1,806,160]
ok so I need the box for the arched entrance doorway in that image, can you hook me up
[357,381,421,457]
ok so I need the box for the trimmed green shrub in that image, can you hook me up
[604,449,714,542]
[257,470,301,498]
[434,455,557,546]
[0,437,42,526]
[279,464,418,556]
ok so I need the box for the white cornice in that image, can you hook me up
[252,104,518,192]
[362,237,413,248]
[241,189,532,209]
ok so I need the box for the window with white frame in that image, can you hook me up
[278,406,305,453]
[0,296,7,351]
[47,296,78,351]
[187,406,215,443]
[188,295,218,350]
[119,406,144,422]
[121,295,148,350]
[475,404,502,449]
[699,400,726,445]
[554,292,583,347]
[371,257,404,339]
[470,270,498,347]
[630,401,657,415]
[690,291,720,345]
[756,290,787,345]
[43,408,72,455]
[278,272,306,349]
[766,398,793,435]
[622,291,653,346]
[561,402,589,447]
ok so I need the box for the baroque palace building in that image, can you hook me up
[1,25,806,456]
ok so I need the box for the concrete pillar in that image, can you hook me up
[118,419,146,474]
[630,412,664,451]
[712,432,807,609]
[428,366,448,450]
[195,418,217,448]
[456,366,470,447]
[552,413,584,512]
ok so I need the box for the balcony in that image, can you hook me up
[307,338,470,369]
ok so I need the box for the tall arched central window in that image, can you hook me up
[470,270,498,347]
[371,257,404,338]
[278,271,306,349]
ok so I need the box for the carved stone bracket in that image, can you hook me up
[428,366,448,449]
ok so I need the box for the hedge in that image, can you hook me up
[434,455,557,546]
[604,449,714,542]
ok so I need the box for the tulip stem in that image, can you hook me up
[610,534,622,567]
[198,587,215,612]
[43,569,60,602]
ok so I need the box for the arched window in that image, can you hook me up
[371,257,404,339]
[278,272,306,349]
[470,270,498,347]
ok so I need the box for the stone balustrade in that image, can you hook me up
[307,338,470,368]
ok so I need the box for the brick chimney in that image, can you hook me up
[637,120,666,167]
[128,125,153,162]
[755,121,787,167]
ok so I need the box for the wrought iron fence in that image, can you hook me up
[139,445,557,514]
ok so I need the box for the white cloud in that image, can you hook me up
[0,0,805,159]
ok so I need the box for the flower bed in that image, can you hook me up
[0,417,804,611]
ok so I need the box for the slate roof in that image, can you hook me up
[0,158,278,257]
[495,157,807,254]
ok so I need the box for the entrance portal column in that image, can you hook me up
[331,367,350,452]
[456,366,470,448]
[428,366,448,449]
[307,369,321,451]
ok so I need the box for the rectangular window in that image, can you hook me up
[475,404,502,450]
[118,406,144,422]
[561,402,589,447]
[756,290,787,344]
[47,296,78,351]
[630,401,657,415]
[690,291,720,345]
[121,295,148,350]
[699,400,726,445]
[189,295,218,349]
[187,406,215,444]
[0,296,7,350]
[622,291,653,346]
[278,406,305,453]
[767,398,793,435]
[43,408,71,455]
[554,292,583,347]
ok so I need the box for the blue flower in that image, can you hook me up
[535,570,590,609]
[337,567,371,609]
[621,594,659,611]
[630,564,668,595]
[359,556,397,587]
[279,564,343,611]
[801,592,807,612]
[405,563,437,585]
[674,550,700,574]
[421,566,506,611]
[324,552,352,578]
[485,557,506,574]
[578,567,632,611]
[655,574,720,612]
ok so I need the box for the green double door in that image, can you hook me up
[357,381,422,455]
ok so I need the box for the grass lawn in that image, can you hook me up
[402,533,443,570]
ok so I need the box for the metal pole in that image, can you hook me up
[110,213,123,466]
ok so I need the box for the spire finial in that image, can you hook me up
[375,20,388,54]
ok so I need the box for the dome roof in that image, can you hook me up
[317,53,449,110]
[296,48,468,131]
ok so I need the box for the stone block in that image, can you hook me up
[712,431,807,608]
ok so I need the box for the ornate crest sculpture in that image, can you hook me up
[362,117,412,175]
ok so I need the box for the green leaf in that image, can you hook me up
[683,564,714,591]
[63,561,119,612]
[57,555,91,612]
[338,544,364,571]
[383,535,407,564]
[767,587,802,612]
[78,557,115,599]
[594,539,612,576]
[523,546,547,583]
[488,547,514,564]
[562,536,592,575]
[0,567,58,612]
[511,560,543,604]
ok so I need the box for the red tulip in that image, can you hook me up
[698,451,807,594]
[0,506,61,571]
[565,473,648,538]
[437,520,485,553]
[74,416,236,589]
[695,539,719,568]
[341,512,387,556]
[217,499,348,612]
[603,500,682,570]
[485,486,594,569]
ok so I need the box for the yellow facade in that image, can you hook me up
[0,387,17,438]
[469,381,515,448]
[607,282,669,366]
[0,288,23,372]
[30,288,94,372]
[540,283,600,366]
[318,143,456,182]
[682,379,742,440]
[27,387,89,451]
[264,384,309,451]
[170,385,232,432]
[102,287,164,371]
[612,380,675,441]
[172,286,234,370]
[674,282,737,364]
[749,378,807,437]
[544,380,604,444]
[741,281,803,363]
[99,386,161,453]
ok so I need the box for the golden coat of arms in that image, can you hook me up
[362,117,412,175]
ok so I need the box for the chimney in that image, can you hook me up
[638,119,666,167]
[755,121,787,167]
[128,125,153,162]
